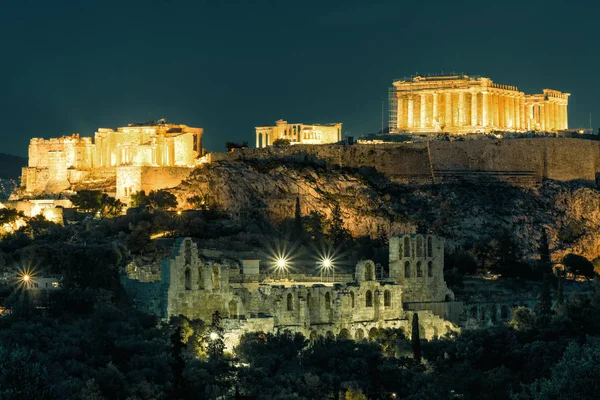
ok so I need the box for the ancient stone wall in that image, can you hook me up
[122,237,461,351]
[210,138,600,186]
[389,235,454,303]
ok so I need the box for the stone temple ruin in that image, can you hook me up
[122,234,468,350]
[15,120,203,204]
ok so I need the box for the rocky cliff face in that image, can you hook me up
[172,159,600,263]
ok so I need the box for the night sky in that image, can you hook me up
[1,0,598,156]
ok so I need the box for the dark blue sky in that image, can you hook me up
[1,0,598,155]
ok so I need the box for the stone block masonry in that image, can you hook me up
[210,138,600,187]
[122,235,461,351]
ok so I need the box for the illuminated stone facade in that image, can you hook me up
[255,119,342,148]
[389,75,569,134]
[18,121,203,202]
[122,235,462,350]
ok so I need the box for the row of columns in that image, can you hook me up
[528,101,569,132]
[397,90,568,132]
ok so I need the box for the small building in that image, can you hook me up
[23,276,61,291]
[255,119,342,148]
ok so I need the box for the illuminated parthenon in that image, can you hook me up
[389,75,569,134]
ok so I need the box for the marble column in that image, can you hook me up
[407,97,415,129]
[482,92,489,127]
[445,92,452,128]
[432,93,439,128]
[504,94,512,129]
[498,94,504,128]
[540,104,546,131]
[563,104,568,129]
[520,98,526,130]
[493,93,499,127]
[420,94,427,129]
[513,97,521,131]
[397,97,404,129]
[458,91,466,127]
[471,92,478,127]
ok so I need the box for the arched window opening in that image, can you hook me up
[212,266,220,290]
[184,268,191,290]
[384,290,391,307]
[339,328,350,339]
[355,329,364,341]
[366,290,373,307]
[404,261,411,278]
[368,327,378,340]
[365,262,374,281]
[325,292,331,309]
[403,237,410,257]
[307,292,312,309]
[198,266,204,289]
[427,236,433,257]
[481,309,486,321]
[490,306,497,322]
[287,293,293,311]
[185,240,192,265]
[416,236,423,257]
[417,262,423,277]
[470,307,477,318]
[350,291,355,308]
[427,261,433,277]
[229,300,238,318]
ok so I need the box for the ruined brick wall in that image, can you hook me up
[389,235,454,303]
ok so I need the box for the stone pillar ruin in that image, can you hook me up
[444,92,452,128]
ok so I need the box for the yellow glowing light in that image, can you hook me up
[177,210,182,215]
[322,258,332,269]
[209,332,219,341]
[276,257,287,269]
[22,274,30,282]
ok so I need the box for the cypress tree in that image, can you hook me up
[538,228,552,275]
[294,196,303,238]
[411,313,421,361]
[556,272,564,307]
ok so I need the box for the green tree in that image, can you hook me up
[0,346,50,400]
[328,203,351,247]
[509,307,536,332]
[304,210,326,243]
[537,228,552,276]
[563,253,594,278]
[555,272,564,309]
[536,274,553,325]
[272,138,291,147]
[513,337,600,399]
[130,190,148,208]
[411,313,421,361]
[148,190,178,211]
[207,311,224,360]
[70,190,123,218]
[293,196,303,238]
[70,190,103,213]
[170,326,186,400]
[188,192,210,210]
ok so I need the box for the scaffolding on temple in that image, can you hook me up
[388,86,398,134]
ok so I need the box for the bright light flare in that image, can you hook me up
[22,274,30,282]
[321,258,332,269]
[276,257,287,269]
[209,332,219,341]
[176,210,182,216]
